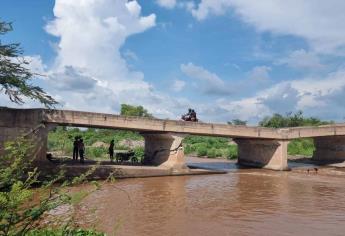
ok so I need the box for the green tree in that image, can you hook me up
[228,119,247,126]
[120,104,153,118]
[259,111,332,128]
[0,21,57,107]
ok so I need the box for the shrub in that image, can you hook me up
[134,147,145,162]
[196,144,207,157]
[0,137,105,235]
[88,147,107,158]
[288,138,314,156]
[206,148,217,158]
[227,145,238,160]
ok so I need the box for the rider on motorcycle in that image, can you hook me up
[182,108,198,122]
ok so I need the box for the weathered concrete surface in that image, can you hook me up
[0,108,49,163]
[142,132,187,171]
[313,135,345,161]
[235,139,289,171]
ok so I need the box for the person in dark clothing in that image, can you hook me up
[73,136,79,160]
[190,109,198,122]
[182,108,192,121]
[109,140,115,162]
[78,138,85,163]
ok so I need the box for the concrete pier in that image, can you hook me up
[142,132,187,171]
[0,108,49,163]
[313,135,345,161]
[235,139,289,170]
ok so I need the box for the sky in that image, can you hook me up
[1,0,345,124]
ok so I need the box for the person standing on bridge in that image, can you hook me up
[109,139,115,163]
[79,138,85,163]
[73,136,79,161]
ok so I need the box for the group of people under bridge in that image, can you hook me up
[70,109,198,163]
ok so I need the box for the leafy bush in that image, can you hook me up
[87,147,107,158]
[0,137,105,235]
[288,138,315,156]
[184,135,236,159]
[227,145,238,160]
[259,111,333,128]
[0,138,66,235]
[206,148,217,158]
[196,144,208,157]
[134,147,145,162]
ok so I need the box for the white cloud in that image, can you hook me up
[190,0,345,52]
[0,0,191,120]
[123,49,139,61]
[172,79,186,92]
[276,49,324,70]
[216,68,345,122]
[23,55,47,75]
[156,0,176,9]
[249,66,271,82]
[39,0,186,115]
[180,62,231,95]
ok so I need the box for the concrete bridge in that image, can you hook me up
[1,107,345,171]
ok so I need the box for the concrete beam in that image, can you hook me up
[235,139,289,171]
[40,109,283,139]
[141,132,187,171]
[313,135,345,162]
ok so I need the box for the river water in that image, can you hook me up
[72,159,345,236]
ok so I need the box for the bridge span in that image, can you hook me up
[1,107,345,171]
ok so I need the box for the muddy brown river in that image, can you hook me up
[67,159,345,236]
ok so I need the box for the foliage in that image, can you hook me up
[259,111,332,157]
[0,21,57,107]
[0,137,105,235]
[226,145,238,159]
[87,147,107,159]
[48,126,143,159]
[183,135,237,159]
[0,138,68,235]
[120,104,153,118]
[259,111,333,128]
[288,138,315,157]
[133,147,145,162]
[227,119,247,126]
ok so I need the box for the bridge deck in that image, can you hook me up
[41,109,345,140]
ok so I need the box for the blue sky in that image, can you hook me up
[1,0,345,124]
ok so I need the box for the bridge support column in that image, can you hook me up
[313,136,345,161]
[141,132,188,171]
[235,139,289,171]
[0,108,50,164]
